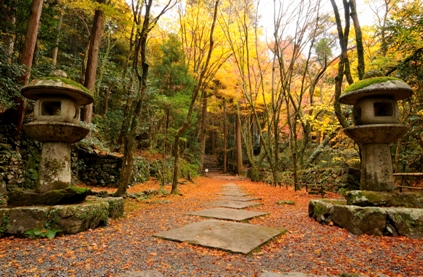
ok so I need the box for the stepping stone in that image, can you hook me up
[211,200,262,209]
[154,219,284,254]
[220,196,262,202]
[118,270,163,277]
[186,207,267,221]
[259,273,329,277]
[217,191,251,197]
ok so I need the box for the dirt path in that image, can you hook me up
[0,175,422,276]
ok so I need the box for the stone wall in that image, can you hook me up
[0,131,40,200]
[74,148,150,188]
[0,139,150,198]
[75,149,122,187]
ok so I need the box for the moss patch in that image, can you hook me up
[35,76,91,94]
[344,77,400,93]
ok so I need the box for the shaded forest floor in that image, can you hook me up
[1,174,422,277]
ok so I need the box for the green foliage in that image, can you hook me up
[131,157,150,184]
[24,208,62,239]
[0,45,25,110]
[24,228,62,239]
[178,158,199,179]
[92,111,124,146]
[154,158,174,185]
[0,215,10,237]
[23,144,41,183]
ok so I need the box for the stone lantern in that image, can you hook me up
[21,70,93,193]
[339,76,413,191]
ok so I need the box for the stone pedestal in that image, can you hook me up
[360,144,395,191]
[37,142,71,192]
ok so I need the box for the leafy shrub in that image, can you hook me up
[131,157,150,184]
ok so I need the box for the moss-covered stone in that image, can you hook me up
[7,187,92,207]
[100,196,124,219]
[345,190,423,208]
[30,76,91,95]
[344,77,399,93]
[386,208,423,239]
[275,200,295,205]
[331,205,387,236]
[53,200,109,234]
[308,200,334,223]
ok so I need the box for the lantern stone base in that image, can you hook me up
[309,198,423,238]
[37,142,72,193]
[0,196,123,237]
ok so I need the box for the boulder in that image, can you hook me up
[0,198,110,237]
[385,208,423,239]
[309,199,423,238]
[345,190,423,208]
[331,205,387,236]
[96,196,124,219]
[7,187,91,207]
[53,200,109,234]
[6,206,49,235]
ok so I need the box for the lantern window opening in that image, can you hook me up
[374,102,394,117]
[41,100,61,116]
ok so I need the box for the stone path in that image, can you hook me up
[154,182,284,254]
[121,182,331,277]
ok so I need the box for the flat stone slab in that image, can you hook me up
[211,200,262,209]
[259,273,329,277]
[220,196,262,202]
[217,191,251,197]
[154,219,284,254]
[186,208,267,221]
[118,271,163,277]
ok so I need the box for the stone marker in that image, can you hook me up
[211,200,263,209]
[186,207,267,221]
[154,219,284,254]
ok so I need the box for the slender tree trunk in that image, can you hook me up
[236,109,243,176]
[350,0,365,80]
[4,3,16,63]
[171,0,220,194]
[52,10,63,67]
[199,90,207,173]
[223,99,227,173]
[83,0,105,124]
[12,0,43,138]
[330,0,352,128]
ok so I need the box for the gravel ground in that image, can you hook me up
[0,175,422,277]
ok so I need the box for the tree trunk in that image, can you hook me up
[12,0,43,138]
[330,0,352,128]
[4,3,16,63]
[83,0,105,124]
[223,99,227,173]
[349,0,365,80]
[236,109,243,176]
[115,0,176,196]
[199,90,207,173]
[171,0,220,194]
[52,10,63,67]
